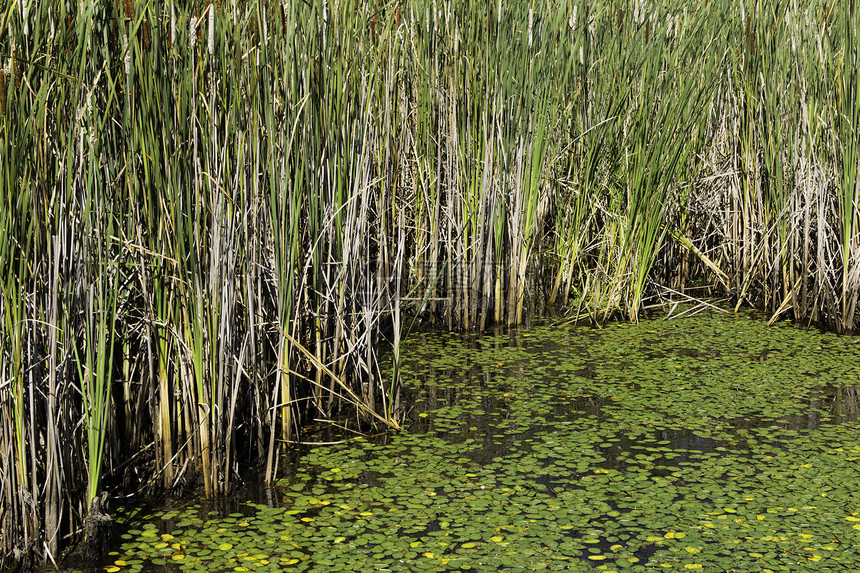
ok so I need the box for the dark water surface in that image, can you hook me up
[66,310,860,572]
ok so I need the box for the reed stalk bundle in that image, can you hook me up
[1,0,859,568]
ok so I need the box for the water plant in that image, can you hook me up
[107,311,860,572]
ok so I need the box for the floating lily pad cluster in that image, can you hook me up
[108,311,860,571]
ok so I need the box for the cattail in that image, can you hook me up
[571,5,577,29]
[196,6,203,45]
[123,0,134,20]
[12,50,21,89]
[123,33,131,75]
[528,9,533,48]
[170,2,176,48]
[208,3,215,55]
[746,14,754,55]
[190,15,197,48]
[0,68,6,116]
[262,7,268,46]
[394,2,400,27]
[617,9,624,32]
[142,17,152,51]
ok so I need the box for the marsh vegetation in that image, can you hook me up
[1,0,858,568]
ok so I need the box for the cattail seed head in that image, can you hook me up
[170,2,176,48]
[190,15,197,48]
[123,0,134,20]
[528,9,533,47]
[746,14,754,55]
[123,33,131,75]
[208,3,215,55]
[262,8,268,46]
[12,50,21,89]
[143,18,152,50]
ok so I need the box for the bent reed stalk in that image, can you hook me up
[1,0,859,567]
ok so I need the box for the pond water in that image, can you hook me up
[97,310,860,572]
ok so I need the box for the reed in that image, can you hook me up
[3,0,860,568]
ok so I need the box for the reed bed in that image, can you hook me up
[0,0,858,567]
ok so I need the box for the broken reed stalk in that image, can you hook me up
[4,0,860,568]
